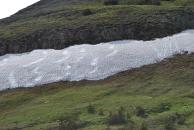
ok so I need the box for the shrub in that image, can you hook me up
[58,117,86,130]
[136,106,146,118]
[136,0,161,5]
[140,122,148,130]
[104,0,119,5]
[118,121,137,130]
[177,115,186,125]
[175,113,186,125]
[87,104,96,114]
[108,112,126,124]
[158,103,170,112]
[164,115,177,130]
[150,102,171,113]
[82,9,93,16]
[126,112,131,119]
[150,0,161,5]
[164,122,176,130]
[107,107,126,125]
[58,117,78,130]
[98,108,105,116]
[164,112,186,128]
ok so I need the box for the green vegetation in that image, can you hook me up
[1,53,194,130]
[0,2,191,37]
[0,0,194,55]
[0,0,194,129]
[104,0,119,5]
[0,0,193,39]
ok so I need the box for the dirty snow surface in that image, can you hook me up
[0,30,194,90]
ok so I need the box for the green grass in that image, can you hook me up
[1,53,194,130]
[0,0,194,39]
[1,0,194,129]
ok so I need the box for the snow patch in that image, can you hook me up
[0,30,194,90]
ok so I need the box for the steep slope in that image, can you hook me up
[0,0,194,55]
[1,1,194,130]
[1,53,194,130]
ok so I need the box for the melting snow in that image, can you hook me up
[0,30,194,90]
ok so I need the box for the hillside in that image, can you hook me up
[0,0,194,55]
[1,0,194,130]
[0,53,194,130]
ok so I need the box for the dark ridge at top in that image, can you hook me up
[0,0,194,56]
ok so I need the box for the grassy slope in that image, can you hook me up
[1,53,194,130]
[0,0,194,56]
[0,0,193,39]
[1,0,194,130]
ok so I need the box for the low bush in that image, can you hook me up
[87,104,96,114]
[82,9,93,16]
[126,0,161,5]
[176,114,186,125]
[58,116,86,130]
[140,122,148,130]
[164,122,176,130]
[120,122,136,130]
[140,0,161,5]
[164,114,177,130]
[136,106,147,118]
[107,107,126,125]
[104,0,119,5]
[150,102,171,113]
[172,113,186,125]
[98,108,105,115]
